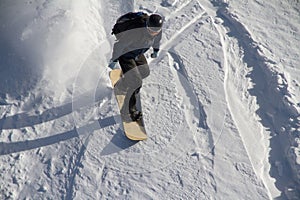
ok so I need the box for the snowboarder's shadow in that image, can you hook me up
[100,129,138,156]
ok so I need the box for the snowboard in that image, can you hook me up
[109,69,147,141]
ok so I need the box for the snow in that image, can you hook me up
[0,0,299,199]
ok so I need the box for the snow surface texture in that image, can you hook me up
[0,0,299,199]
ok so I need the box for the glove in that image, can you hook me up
[151,51,158,58]
[108,60,118,69]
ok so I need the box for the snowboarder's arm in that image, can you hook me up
[152,31,162,53]
[112,33,137,61]
[111,39,126,61]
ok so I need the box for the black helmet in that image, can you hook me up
[147,13,163,30]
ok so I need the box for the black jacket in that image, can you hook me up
[112,16,162,61]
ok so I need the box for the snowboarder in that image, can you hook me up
[108,12,163,121]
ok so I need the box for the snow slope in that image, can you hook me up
[0,0,299,199]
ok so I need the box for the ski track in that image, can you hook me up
[166,51,216,157]
[201,0,300,198]
[167,50,218,194]
[196,2,229,159]
[168,51,209,130]
[161,12,207,50]
[218,2,298,197]
[207,3,271,197]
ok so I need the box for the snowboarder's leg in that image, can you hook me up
[128,54,150,120]
[128,87,144,121]
[134,54,150,79]
[129,87,141,113]
[116,56,144,120]
[115,56,141,94]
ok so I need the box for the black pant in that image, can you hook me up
[116,54,150,114]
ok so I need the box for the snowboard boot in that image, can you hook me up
[119,108,142,122]
[130,110,143,121]
[128,90,142,121]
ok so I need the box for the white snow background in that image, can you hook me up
[0,0,299,199]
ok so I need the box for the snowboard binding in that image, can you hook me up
[130,110,143,121]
